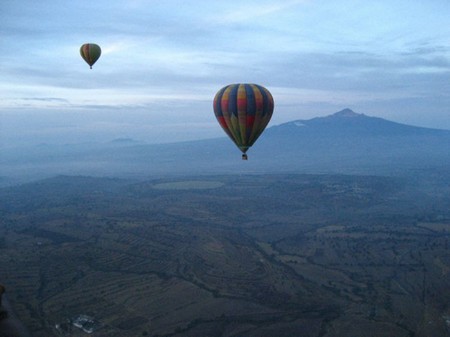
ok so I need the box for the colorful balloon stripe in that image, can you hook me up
[213,83,274,156]
[80,43,101,69]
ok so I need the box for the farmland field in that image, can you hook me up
[0,173,449,337]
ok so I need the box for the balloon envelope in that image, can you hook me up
[213,83,274,156]
[80,43,101,69]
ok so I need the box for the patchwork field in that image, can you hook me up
[0,173,449,336]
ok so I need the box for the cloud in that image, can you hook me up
[271,86,422,107]
[208,0,309,25]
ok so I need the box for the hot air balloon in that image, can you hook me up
[213,83,274,160]
[80,43,101,69]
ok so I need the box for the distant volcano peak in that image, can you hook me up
[330,108,363,118]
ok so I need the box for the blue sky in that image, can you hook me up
[1,0,449,146]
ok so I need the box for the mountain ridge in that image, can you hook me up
[268,108,449,138]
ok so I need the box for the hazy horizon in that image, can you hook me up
[1,108,450,149]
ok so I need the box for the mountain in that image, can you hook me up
[256,108,450,174]
[1,109,449,184]
[267,108,447,137]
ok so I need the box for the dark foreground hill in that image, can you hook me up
[0,173,449,337]
[1,109,449,184]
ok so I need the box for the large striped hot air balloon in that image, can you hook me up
[80,43,101,69]
[213,83,274,160]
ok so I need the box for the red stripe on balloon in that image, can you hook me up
[246,115,255,128]
[218,116,228,130]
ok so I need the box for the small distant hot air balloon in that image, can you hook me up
[80,43,101,69]
[213,83,274,160]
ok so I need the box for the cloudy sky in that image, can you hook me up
[1,0,449,146]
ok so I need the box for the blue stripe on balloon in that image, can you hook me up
[228,84,239,117]
[245,84,255,116]
[214,87,226,116]
[258,85,269,117]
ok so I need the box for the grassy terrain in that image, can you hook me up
[152,180,225,190]
[0,173,449,337]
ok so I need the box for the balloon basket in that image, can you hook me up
[242,154,248,160]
